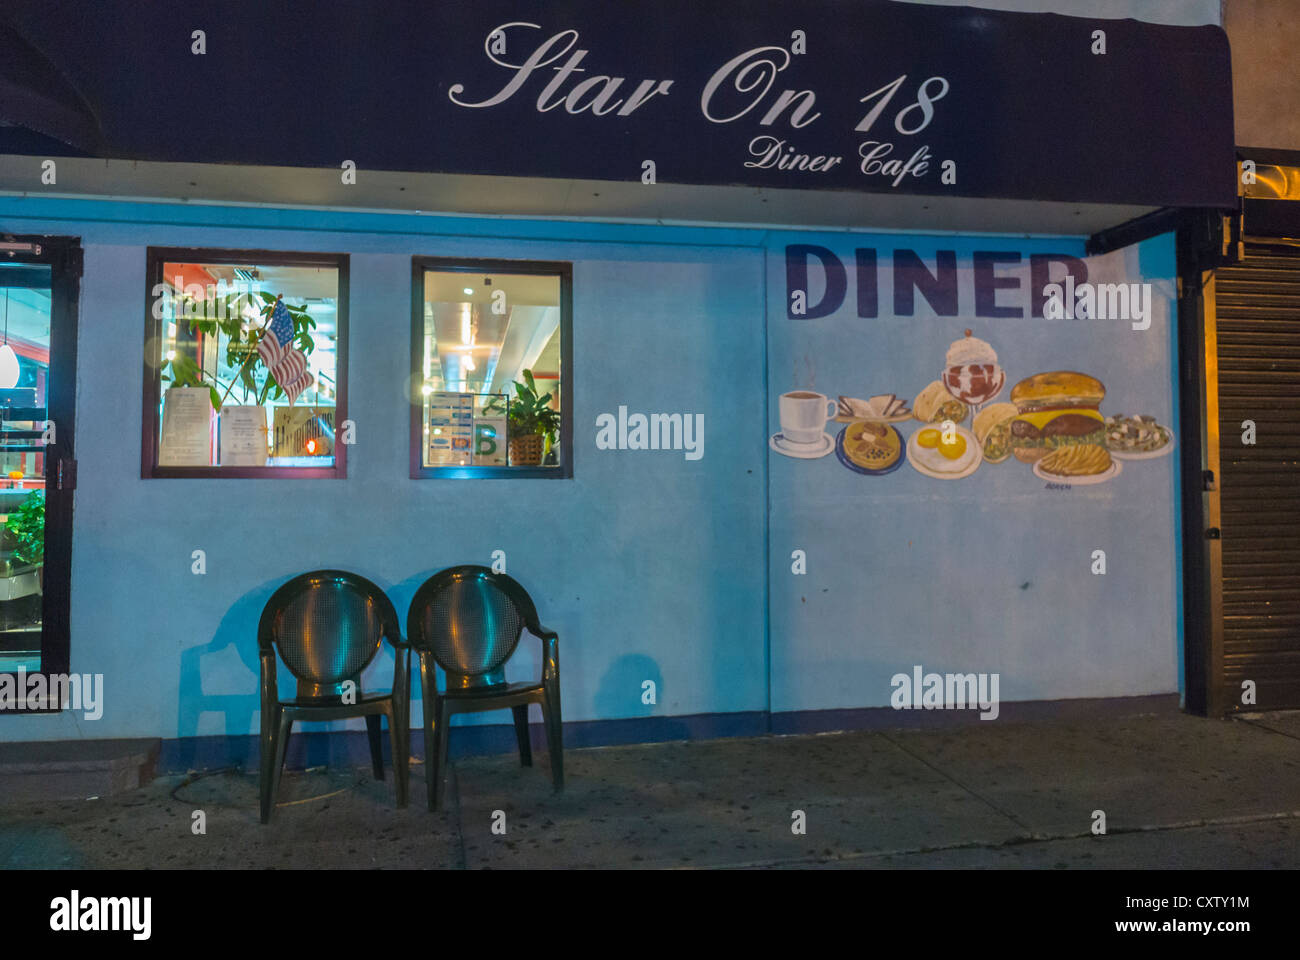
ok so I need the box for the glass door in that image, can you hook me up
[0,237,78,696]
[0,260,51,672]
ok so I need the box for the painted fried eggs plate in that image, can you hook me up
[907,425,982,478]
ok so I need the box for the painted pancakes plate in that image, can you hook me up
[836,421,904,475]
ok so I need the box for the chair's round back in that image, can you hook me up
[258,570,397,691]
[407,566,534,686]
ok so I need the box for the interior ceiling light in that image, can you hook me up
[0,290,19,389]
[463,287,474,296]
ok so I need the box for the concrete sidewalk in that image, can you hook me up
[2,708,1299,869]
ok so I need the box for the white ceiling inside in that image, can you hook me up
[422,270,560,397]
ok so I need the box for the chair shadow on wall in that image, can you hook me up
[175,579,279,772]
[594,654,688,743]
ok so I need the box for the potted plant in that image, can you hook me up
[160,290,317,411]
[506,369,560,466]
[4,489,44,589]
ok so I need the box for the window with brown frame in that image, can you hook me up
[410,257,571,479]
[142,248,348,479]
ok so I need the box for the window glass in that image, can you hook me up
[419,268,562,470]
[149,258,341,470]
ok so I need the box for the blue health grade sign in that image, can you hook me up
[0,0,1235,209]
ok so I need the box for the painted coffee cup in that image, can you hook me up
[779,391,836,444]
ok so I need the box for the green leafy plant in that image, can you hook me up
[159,290,317,410]
[507,369,560,444]
[5,490,44,565]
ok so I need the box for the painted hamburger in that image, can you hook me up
[1008,371,1106,463]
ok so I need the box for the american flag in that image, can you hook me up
[257,297,314,405]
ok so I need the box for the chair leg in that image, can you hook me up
[386,705,408,808]
[542,686,563,792]
[512,704,533,767]
[365,713,385,781]
[396,650,411,807]
[419,654,439,812]
[259,704,280,824]
[265,710,293,821]
[431,698,451,811]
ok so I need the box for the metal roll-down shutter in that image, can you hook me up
[1213,248,1300,710]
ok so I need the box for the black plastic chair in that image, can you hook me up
[406,566,562,811]
[257,570,410,823]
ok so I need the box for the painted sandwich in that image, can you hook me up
[971,401,1018,464]
[1008,371,1106,463]
[913,380,969,424]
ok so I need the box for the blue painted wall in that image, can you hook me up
[0,199,769,743]
[766,231,1181,711]
[0,197,1180,749]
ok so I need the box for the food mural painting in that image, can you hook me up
[771,329,1174,485]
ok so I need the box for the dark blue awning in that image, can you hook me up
[0,20,99,155]
[0,0,1235,211]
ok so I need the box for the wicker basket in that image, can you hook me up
[509,433,545,466]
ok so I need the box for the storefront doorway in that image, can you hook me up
[0,235,78,695]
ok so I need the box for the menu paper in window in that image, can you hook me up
[219,405,269,467]
[427,392,474,465]
[159,386,215,466]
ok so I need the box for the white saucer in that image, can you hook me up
[770,432,834,459]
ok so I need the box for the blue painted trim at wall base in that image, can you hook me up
[769,693,1179,734]
[156,694,1180,774]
